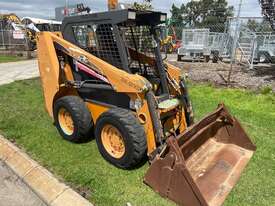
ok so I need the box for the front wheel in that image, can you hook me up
[95,108,147,169]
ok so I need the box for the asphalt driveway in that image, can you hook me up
[0,60,39,86]
[0,161,46,206]
[0,59,45,206]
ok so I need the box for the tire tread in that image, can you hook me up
[54,96,93,142]
[95,108,147,169]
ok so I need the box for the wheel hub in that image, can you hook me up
[58,108,74,135]
[101,124,125,159]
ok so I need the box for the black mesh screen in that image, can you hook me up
[72,23,158,76]
[72,24,123,69]
[120,26,157,76]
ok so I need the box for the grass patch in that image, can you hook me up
[260,86,273,95]
[0,55,22,63]
[0,79,274,206]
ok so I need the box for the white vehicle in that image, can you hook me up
[21,17,61,32]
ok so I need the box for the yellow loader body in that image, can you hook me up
[37,9,255,206]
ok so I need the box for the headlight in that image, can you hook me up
[130,99,143,110]
[160,14,167,22]
[128,11,136,20]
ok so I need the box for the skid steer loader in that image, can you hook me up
[37,9,256,206]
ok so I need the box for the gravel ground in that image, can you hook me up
[168,54,275,92]
[2,56,274,92]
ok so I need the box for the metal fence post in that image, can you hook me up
[0,30,4,47]
[227,0,243,85]
[250,35,257,69]
[0,22,4,47]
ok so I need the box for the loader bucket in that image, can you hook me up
[144,104,256,206]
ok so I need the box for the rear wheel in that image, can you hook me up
[205,55,210,62]
[95,108,147,169]
[53,96,93,142]
[212,51,219,63]
[177,55,182,61]
[258,52,270,63]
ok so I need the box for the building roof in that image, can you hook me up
[21,17,61,25]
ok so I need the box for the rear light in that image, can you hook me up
[128,11,136,20]
[160,14,166,22]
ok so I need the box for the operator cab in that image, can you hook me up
[62,9,169,97]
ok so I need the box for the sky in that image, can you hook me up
[0,0,262,20]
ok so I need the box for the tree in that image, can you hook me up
[132,0,153,10]
[170,0,234,35]
[260,0,275,30]
[169,4,185,37]
[247,19,273,33]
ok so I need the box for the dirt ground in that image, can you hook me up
[168,54,275,92]
[2,55,275,92]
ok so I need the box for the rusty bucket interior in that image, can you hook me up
[144,104,256,206]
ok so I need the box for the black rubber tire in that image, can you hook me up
[212,51,219,63]
[177,55,182,61]
[95,108,147,169]
[212,56,218,63]
[205,55,210,62]
[53,96,93,143]
[258,52,271,63]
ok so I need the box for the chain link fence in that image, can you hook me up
[0,29,29,50]
[167,16,275,70]
[0,22,33,51]
[168,21,230,65]
[228,17,275,68]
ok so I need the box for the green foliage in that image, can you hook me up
[246,19,273,33]
[260,0,275,30]
[0,55,21,63]
[169,4,185,38]
[170,0,234,36]
[260,86,273,95]
[132,0,152,10]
